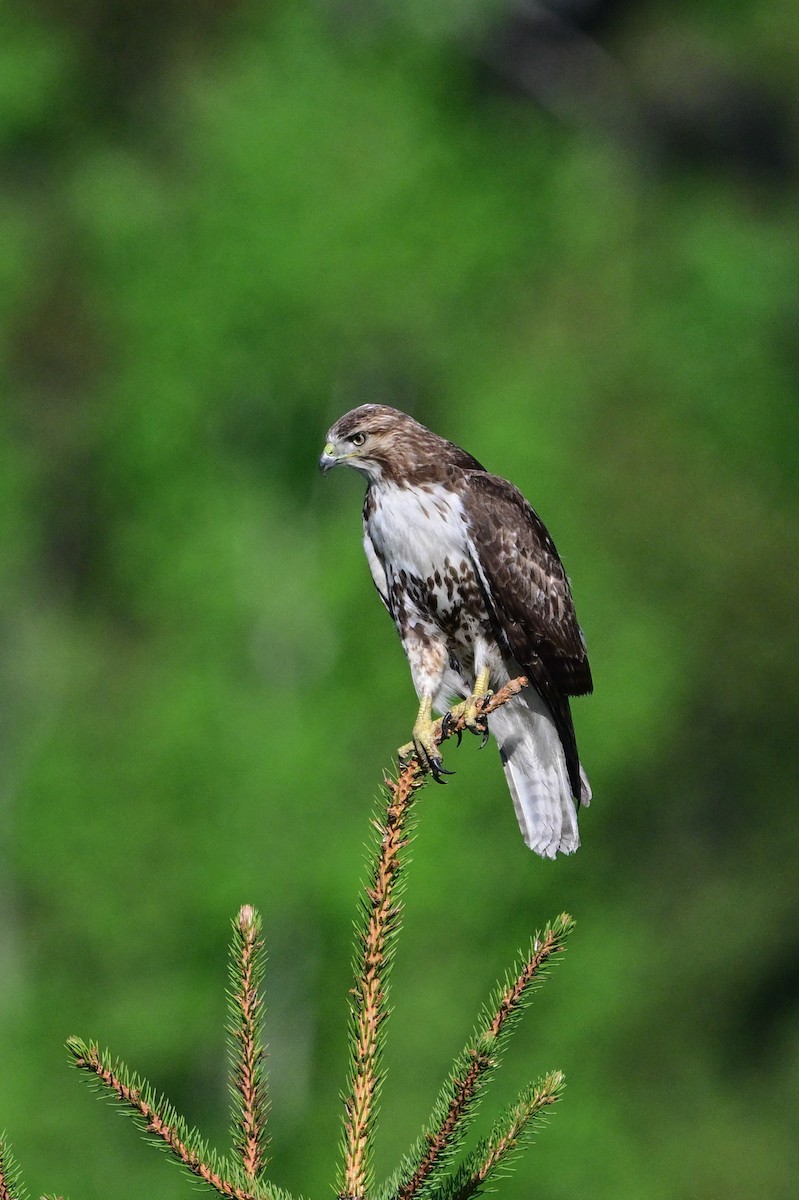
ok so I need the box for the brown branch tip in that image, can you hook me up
[470,1071,565,1191]
[341,761,412,1197]
[487,921,567,1042]
[233,904,268,1178]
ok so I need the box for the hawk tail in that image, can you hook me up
[489,685,589,859]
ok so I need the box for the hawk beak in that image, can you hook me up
[319,442,338,474]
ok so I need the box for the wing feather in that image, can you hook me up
[462,471,592,799]
[362,528,391,614]
[462,472,592,696]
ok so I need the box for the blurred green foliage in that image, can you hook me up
[1,1,797,1197]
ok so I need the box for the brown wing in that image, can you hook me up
[463,472,592,693]
[463,471,592,796]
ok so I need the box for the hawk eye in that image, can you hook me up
[349,432,366,447]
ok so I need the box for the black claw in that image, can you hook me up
[463,716,489,745]
[430,757,456,784]
[441,710,463,747]
[475,693,493,747]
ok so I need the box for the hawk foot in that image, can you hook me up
[443,688,494,750]
[398,704,454,784]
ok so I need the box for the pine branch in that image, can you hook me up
[66,1038,277,1200]
[440,1072,565,1200]
[339,755,423,1199]
[485,915,574,1046]
[0,1135,27,1200]
[385,915,574,1200]
[228,904,269,1179]
[2,669,570,1200]
[391,1042,495,1200]
[338,676,529,1200]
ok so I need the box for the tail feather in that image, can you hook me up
[488,685,587,859]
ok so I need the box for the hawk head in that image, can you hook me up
[320,404,484,485]
[319,404,425,483]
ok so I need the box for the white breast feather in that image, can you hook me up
[365,482,468,578]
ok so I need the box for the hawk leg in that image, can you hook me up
[442,666,493,749]
[398,693,454,784]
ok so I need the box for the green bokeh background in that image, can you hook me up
[1,2,797,1197]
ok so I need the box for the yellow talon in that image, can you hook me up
[398,695,454,783]
[446,667,493,746]
[450,666,492,724]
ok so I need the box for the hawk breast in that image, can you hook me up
[364,481,490,644]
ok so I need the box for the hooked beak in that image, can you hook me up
[319,441,339,474]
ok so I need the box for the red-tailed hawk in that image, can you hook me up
[320,405,593,858]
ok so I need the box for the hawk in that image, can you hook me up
[320,405,592,858]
